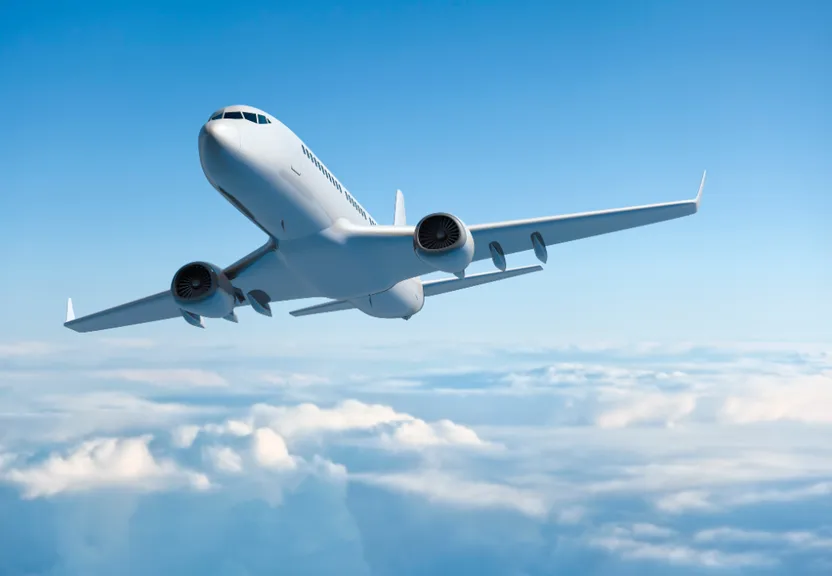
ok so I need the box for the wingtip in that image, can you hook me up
[695,169,707,208]
[65,297,75,324]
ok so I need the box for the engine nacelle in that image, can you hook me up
[413,212,475,273]
[170,261,236,319]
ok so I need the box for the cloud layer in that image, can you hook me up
[0,339,831,574]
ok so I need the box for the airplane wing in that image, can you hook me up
[336,171,706,281]
[64,239,318,333]
[466,171,705,264]
[64,292,181,332]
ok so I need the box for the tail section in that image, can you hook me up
[394,189,406,226]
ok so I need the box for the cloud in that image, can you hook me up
[729,480,832,506]
[351,470,549,518]
[259,372,332,387]
[654,490,715,514]
[695,527,832,549]
[587,530,775,568]
[96,337,157,350]
[203,419,254,438]
[0,341,57,358]
[380,418,490,450]
[250,399,414,438]
[91,369,227,387]
[251,428,296,470]
[2,340,832,573]
[5,435,209,499]
[1,392,215,445]
[595,392,697,428]
[721,373,832,424]
[204,445,243,474]
[171,424,201,449]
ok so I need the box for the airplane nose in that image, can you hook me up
[201,121,241,153]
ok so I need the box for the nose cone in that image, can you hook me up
[200,121,241,154]
[199,121,242,184]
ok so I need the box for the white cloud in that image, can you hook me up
[5,435,209,498]
[204,445,243,474]
[251,399,414,438]
[252,427,296,470]
[587,533,775,568]
[2,392,214,444]
[91,369,227,387]
[695,527,832,550]
[259,372,331,387]
[97,337,157,349]
[595,393,697,429]
[654,490,715,514]
[381,418,489,450]
[721,373,832,424]
[3,339,832,572]
[203,419,254,437]
[728,480,832,506]
[351,470,548,518]
[0,341,57,357]
[309,454,348,481]
[171,424,201,449]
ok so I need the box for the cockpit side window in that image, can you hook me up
[257,114,268,124]
[223,111,244,119]
[243,112,257,123]
[210,112,223,120]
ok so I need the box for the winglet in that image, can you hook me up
[394,189,406,226]
[694,170,706,209]
[65,298,75,324]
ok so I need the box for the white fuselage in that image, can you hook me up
[197,105,424,319]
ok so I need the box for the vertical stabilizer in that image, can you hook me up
[394,189,406,226]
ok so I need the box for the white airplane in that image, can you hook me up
[64,105,705,333]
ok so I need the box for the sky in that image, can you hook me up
[0,0,831,574]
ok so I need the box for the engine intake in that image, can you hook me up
[171,261,236,319]
[413,213,474,273]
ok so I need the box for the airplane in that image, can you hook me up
[63,104,706,333]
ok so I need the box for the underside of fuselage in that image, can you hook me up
[198,104,424,319]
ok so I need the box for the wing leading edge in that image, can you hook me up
[467,170,706,262]
[64,291,180,333]
[63,239,312,333]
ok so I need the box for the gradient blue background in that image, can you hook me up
[0,1,830,574]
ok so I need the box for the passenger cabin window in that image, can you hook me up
[301,144,375,224]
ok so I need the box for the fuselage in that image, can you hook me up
[197,105,424,319]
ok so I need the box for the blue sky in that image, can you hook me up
[0,1,831,574]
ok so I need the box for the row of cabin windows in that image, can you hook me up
[301,145,377,225]
[209,110,272,124]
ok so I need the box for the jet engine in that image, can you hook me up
[170,261,237,318]
[413,212,475,274]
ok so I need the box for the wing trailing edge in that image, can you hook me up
[422,265,543,297]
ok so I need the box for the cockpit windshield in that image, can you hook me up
[208,110,272,124]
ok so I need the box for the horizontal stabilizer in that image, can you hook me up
[289,299,355,317]
[422,264,543,297]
